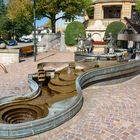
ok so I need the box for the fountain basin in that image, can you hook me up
[0,61,140,138]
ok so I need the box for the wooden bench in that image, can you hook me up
[20,45,34,56]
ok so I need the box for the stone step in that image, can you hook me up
[59,73,77,81]
[48,82,76,94]
[50,77,75,86]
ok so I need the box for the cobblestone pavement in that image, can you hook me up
[0,49,140,140]
[0,50,74,98]
[21,75,140,140]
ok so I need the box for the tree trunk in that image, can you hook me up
[51,20,56,33]
[51,14,56,33]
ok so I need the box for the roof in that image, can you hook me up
[93,0,136,4]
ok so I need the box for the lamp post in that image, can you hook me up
[33,0,37,62]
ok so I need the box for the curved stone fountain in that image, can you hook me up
[0,60,139,138]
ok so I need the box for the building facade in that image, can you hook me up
[86,0,136,41]
[56,12,83,32]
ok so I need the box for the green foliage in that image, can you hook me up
[6,0,33,38]
[135,0,140,11]
[6,0,92,36]
[6,0,92,33]
[36,0,92,17]
[0,16,33,39]
[0,15,12,32]
[14,17,33,38]
[7,0,32,21]
[0,0,11,39]
[104,21,126,48]
[36,0,92,33]
[65,21,86,46]
[104,21,126,38]
[0,0,6,16]
[45,19,52,29]
[86,6,94,19]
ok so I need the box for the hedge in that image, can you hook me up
[65,21,86,46]
[104,21,126,38]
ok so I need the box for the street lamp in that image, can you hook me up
[33,0,37,62]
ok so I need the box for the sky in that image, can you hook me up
[36,17,48,27]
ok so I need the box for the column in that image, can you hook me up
[121,2,132,19]
[94,4,103,20]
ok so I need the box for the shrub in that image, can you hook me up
[104,21,126,38]
[65,21,86,46]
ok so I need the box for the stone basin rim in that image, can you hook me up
[0,61,139,138]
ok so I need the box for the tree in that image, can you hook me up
[7,0,33,37]
[134,0,140,25]
[104,21,126,48]
[135,0,140,11]
[7,0,92,33]
[0,0,5,16]
[36,0,92,33]
[7,0,32,20]
[104,21,125,38]
[45,19,52,29]
[86,6,94,19]
[65,21,86,46]
[0,0,9,39]
[0,15,13,39]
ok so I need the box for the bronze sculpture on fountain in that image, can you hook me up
[75,33,94,54]
[117,12,140,60]
[104,32,116,54]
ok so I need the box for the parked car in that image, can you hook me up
[0,40,7,49]
[23,38,32,43]
[0,40,6,44]
[18,37,32,43]
[7,40,18,46]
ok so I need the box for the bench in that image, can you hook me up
[20,45,34,56]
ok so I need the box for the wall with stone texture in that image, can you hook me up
[0,49,19,65]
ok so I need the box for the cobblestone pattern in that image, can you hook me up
[18,75,140,140]
[0,50,140,140]
[0,51,74,98]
